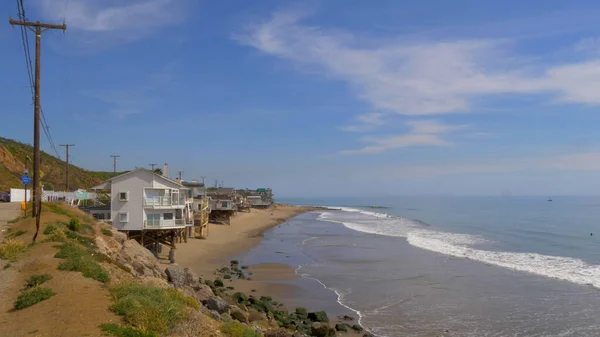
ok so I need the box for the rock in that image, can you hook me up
[308,311,329,323]
[339,315,354,321]
[119,239,166,278]
[230,305,249,323]
[310,322,335,337]
[209,310,221,320]
[220,313,233,323]
[248,310,267,322]
[363,333,374,337]
[351,324,364,332]
[206,296,230,314]
[166,266,197,289]
[112,229,127,244]
[335,323,349,332]
[265,328,294,337]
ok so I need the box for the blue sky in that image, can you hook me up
[3,0,600,197]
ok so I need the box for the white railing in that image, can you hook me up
[143,196,182,207]
[144,218,186,228]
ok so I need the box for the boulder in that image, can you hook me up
[220,313,233,323]
[308,311,329,323]
[209,310,221,320]
[230,305,249,323]
[339,315,354,321]
[362,333,374,337]
[248,310,268,322]
[351,324,363,332]
[310,323,335,337]
[265,328,294,337]
[166,266,198,289]
[335,323,349,332]
[119,239,166,278]
[206,296,230,314]
[111,229,127,244]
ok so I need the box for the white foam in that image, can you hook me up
[295,265,382,337]
[318,206,600,290]
[408,229,600,289]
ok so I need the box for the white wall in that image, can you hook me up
[9,188,32,202]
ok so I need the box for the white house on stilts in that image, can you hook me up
[106,166,191,263]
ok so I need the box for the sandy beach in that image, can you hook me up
[175,205,319,299]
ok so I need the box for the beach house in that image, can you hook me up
[105,167,191,262]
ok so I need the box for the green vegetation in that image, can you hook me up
[3,263,12,269]
[100,324,158,337]
[14,287,56,310]
[214,279,224,287]
[5,229,27,239]
[25,274,52,288]
[43,224,57,235]
[0,137,108,191]
[108,284,198,334]
[55,242,110,283]
[68,218,81,231]
[220,321,261,337]
[101,228,114,236]
[0,238,28,261]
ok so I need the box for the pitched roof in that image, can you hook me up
[107,168,189,189]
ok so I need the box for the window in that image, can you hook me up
[163,213,173,220]
[97,213,105,220]
[221,201,228,208]
[147,213,160,226]
[118,212,129,223]
[119,191,129,201]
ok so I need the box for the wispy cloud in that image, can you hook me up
[36,0,189,46]
[238,11,600,116]
[377,151,600,180]
[341,119,466,154]
[340,112,386,132]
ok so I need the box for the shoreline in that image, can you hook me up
[175,204,366,334]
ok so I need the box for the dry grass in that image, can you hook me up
[0,239,28,261]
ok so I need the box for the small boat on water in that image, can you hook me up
[547,198,553,202]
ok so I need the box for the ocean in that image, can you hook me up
[238,196,600,337]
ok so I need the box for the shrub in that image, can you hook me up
[100,324,158,337]
[220,321,261,337]
[43,224,57,235]
[25,274,52,288]
[204,279,214,287]
[232,292,248,304]
[259,296,272,302]
[109,284,197,334]
[55,243,110,283]
[230,260,239,266]
[0,239,28,261]
[68,218,81,231]
[101,228,114,237]
[14,287,56,310]
[224,274,232,280]
[214,279,224,287]
[335,323,349,332]
[3,263,12,269]
[295,307,308,319]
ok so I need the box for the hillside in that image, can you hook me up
[0,137,116,191]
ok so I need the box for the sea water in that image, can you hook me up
[240,196,600,336]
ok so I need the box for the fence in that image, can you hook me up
[9,188,97,203]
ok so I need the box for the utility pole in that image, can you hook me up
[9,18,66,222]
[178,171,183,181]
[60,144,74,191]
[110,155,120,176]
[149,163,157,171]
[221,180,224,188]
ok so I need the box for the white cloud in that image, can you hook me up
[405,119,468,134]
[238,11,600,116]
[341,134,450,155]
[36,0,188,45]
[340,112,386,132]
[378,151,600,180]
[341,119,466,154]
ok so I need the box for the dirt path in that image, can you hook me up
[0,202,21,240]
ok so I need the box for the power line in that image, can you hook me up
[15,0,61,159]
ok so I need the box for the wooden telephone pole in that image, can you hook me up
[60,144,75,191]
[9,17,66,240]
[9,18,66,216]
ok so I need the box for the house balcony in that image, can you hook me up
[143,196,186,209]
[144,218,186,229]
